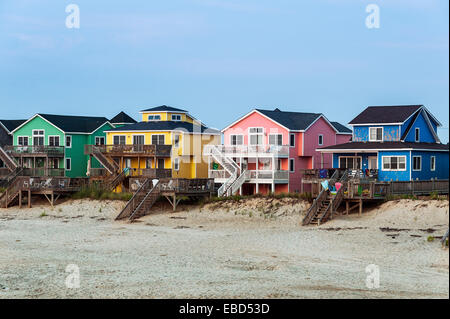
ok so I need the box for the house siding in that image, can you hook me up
[353,125,400,142]
[410,151,449,180]
[377,151,411,181]
[403,110,436,143]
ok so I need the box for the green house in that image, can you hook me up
[9,114,115,178]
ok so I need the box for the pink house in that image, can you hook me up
[205,108,352,196]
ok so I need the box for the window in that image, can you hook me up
[48,136,60,147]
[289,133,295,147]
[249,127,263,145]
[174,158,180,171]
[276,159,282,171]
[230,135,243,146]
[173,134,180,148]
[430,156,436,171]
[171,114,182,121]
[151,134,165,145]
[113,135,126,145]
[412,156,421,171]
[65,135,72,148]
[339,157,362,169]
[415,128,420,142]
[148,115,161,121]
[289,158,294,172]
[369,127,383,142]
[32,130,44,146]
[17,136,28,146]
[95,136,105,146]
[268,134,283,146]
[318,134,323,146]
[382,156,406,171]
[65,158,71,171]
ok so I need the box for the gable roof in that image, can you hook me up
[349,105,423,125]
[330,121,352,134]
[12,114,112,134]
[110,111,137,125]
[106,121,220,134]
[0,119,27,134]
[140,105,188,113]
[318,141,449,152]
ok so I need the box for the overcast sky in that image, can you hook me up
[0,0,448,142]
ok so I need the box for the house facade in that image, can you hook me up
[206,108,352,195]
[318,105,449,181]
[0,119,26,175]
[97,105,220,184]
[6,114,114,178]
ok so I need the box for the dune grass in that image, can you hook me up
[72,185,132,201]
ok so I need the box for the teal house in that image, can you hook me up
[7,114,114,178]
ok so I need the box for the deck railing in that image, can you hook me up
[85,144,172,157]
[209,169,288,180]
[210,145,290,157]
[4,145,65,157]
[159,178,214,193]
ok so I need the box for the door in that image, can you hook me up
[157,159,165,169]
[133,135,144,152]
[368,156,378,169]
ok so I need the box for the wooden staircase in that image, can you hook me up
[0,176,23,208]
[0,146,19,172]
[87,145,119,174]
[302,170,349,226]
[115,179,160,221]
[104,169,128,191]
[0,167,23,188]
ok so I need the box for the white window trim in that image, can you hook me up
[48,135,61,147]
[171,114,182,121]
[381,155,407,171]
[95,136,106,145]
[230,134,244,146]
[112,135,127,145]
[289,158,295,173]
[369,127,384,142]
[289,133,295,148]
[148,115,161,121]
[31,129,45,146]
[131,134,145,144]
[65,158,72,171]
[415,128,420,142]
[173,158,180,171]
[318,134,324,146]
[412,155,422,171]
[65,135,72,148]
[17,136,29,146]
[430,156,436,171]
[151,134,165,145]
[338,156,363,169]
[173,134,181,148]
[268,133,283,146]
[248,127,264,146]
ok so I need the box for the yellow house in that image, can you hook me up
[103,105,220,180]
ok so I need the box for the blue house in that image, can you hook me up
[318,105,449,181]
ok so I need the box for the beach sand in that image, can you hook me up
[0,198,448,298]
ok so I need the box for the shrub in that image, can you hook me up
[427,236,435,242]
[72,185,132,201]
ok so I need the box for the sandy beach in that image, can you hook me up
[0,197,448,298]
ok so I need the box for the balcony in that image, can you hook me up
[209,169,288,182]
[21,168,65,177]
[85,144,172,157]
[210,145,289,158]
[4,146,65,157]
[88,167,172,179]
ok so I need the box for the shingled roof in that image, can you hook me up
[106,121,220,134]
[110,111,137,125]
[0,119,27,133]
[38,114,110,133]
[348,105,423,125]
[140,105,188,113]
[255,108,323,131]
[330,121,352,134]
[318,141,449,151]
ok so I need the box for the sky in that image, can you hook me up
[0,0,448,142]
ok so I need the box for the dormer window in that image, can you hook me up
[148,115,161,121]
[415,128,420,142]
[369,127,383,142]
[171,114,182,121]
